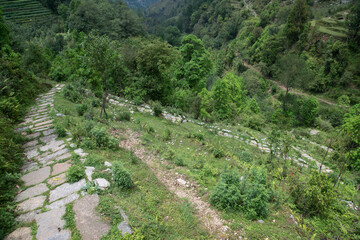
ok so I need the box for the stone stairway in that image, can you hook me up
[6,84,124,240]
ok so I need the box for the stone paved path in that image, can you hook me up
[8,84,129,240]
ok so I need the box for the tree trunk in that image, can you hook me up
[333,153,351,189]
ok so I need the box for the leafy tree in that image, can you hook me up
[212,72,246,120]
[285,0,309,44]
[175,35,213,92]
[0,7,9,49]
[342,104,360,170]
[136,39,178,103]
[299,97,318,126]
[346,0,360,45]
[276,54,312,111]
[85,33,125,118]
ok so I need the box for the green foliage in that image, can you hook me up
[152,101,163,117]
[76,103,89,116]
[175,35,213,93]
[68,0,144,39]
[116,110,131,121]
[346,1,360,45]
[210,169,242,210]
[66,165,86,183]
[0,7,9,49]
[63,83,85,103]
[343,104,360,170]
[247,98,261,114]
[89,126,118,150]
[210,167,270,219]
[289,171,337,217]
[285,0,309,43]
[112,162,133,189]
[299,97,319,126]
[162,129,172,141]
[212,72,247,120]
[55,124,67,137]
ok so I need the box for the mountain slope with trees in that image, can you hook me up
[0,0,360,239]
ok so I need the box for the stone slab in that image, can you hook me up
[74,148,88,157]
[49,179,86,202]
[94,178,110,190]
[16,210,40,223]
[21,166,50,186]
[35,207,71,240]
[16,195,46,212]
[52,162,71,176]
[40,140,65,152]
[38,148,69,164]
[55,152,72,161]
[21,161,39,173]
[43,128,56,136]
[15,183,48,202]
[48,173,66,187]
[40,134,57,144]
[73,194,111,240]
[25,132,41,140]
[4,227,32,240]
[23,140,38,149]
[85,166,95,181]
[117,221,133,236]
[46,193,79,210]
[24,148,39,159]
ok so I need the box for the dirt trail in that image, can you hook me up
[242,61,337,106]
[115,130,233,239]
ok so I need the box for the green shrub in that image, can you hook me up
[128,151,139,164]
[210,170,242,210]
[152,101,163,117]
[314,117,333,131]
[236,151,253,163]
[210,167,270,219]
[116,110,131,121]
[174,157,185,166]
[90,126,118,150]
[212,147,225,158]
[63,84,83,103]
[76,103,89,116]
[55,124,67,137]
[162,129,172,141]
[289,171,337,217]
[142,124,155,134]
[112,162,133,189]
[66,165,85,183]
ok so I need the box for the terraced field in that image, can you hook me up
[0,0,52,24]
[311,11,348,39]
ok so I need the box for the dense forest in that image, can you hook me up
[0,0,360,239]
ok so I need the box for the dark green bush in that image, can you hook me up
[90,126,118,150]
[116,110,131,121]
[289,171,337,217]
[152,101,163,117]
[66,165,85,183]
[210,167,270,219]
[210,170,242,210]
[55,124,67,137]
[76,103,89,116]
[112,162,133,189]
[128,151,139,164]
[212,147,225,158]
[162,129,172,141]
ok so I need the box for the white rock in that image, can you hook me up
[94,178,110,190]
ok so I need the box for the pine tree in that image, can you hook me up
[285,0,309,44]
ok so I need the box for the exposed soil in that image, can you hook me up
[114,129,236,239]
